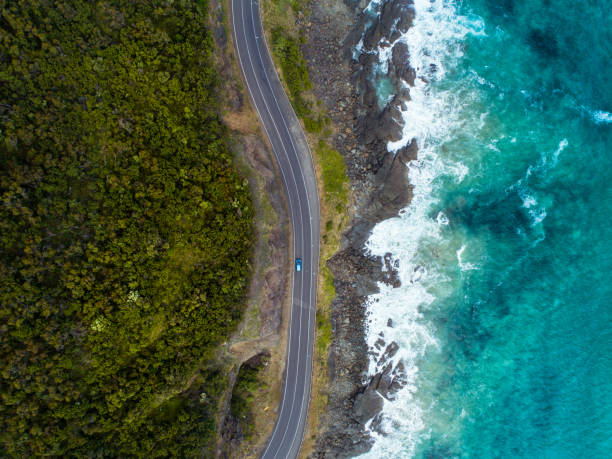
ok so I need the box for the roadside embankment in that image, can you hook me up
[207,1,296,457]
[258,1,354,457]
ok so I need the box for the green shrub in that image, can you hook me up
[304,116,324,133]
[271,27,313,118]
[316,266,334,356]
[229,361,266,440]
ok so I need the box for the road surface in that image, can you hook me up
[230,1,321,458]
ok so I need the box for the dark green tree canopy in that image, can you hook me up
[0,1,253,456]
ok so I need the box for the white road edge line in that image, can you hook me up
[252,0,322,455]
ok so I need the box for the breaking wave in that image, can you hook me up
[357,1,485,457]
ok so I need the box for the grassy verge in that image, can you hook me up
[261,0,351,455]
[306,135,350,458]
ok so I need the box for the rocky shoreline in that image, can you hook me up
[302,1,418,456]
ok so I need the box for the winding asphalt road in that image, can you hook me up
[230,1,321,458]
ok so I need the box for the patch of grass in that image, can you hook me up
[239,301,262,341]
[265,0,306,18]
[304,114,330,134]
[315,140,349,204]
[315,317,332,366]
[316,267,334,356]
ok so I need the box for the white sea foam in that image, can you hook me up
[457,245,478,272]
[364,0,384,17]
[520,138,567,181]
[591,109,612,124]
[436,211,449,226]
[518,186,547,227]
[576,104,612,125]
[383,1,484,153]
[506,138,567,230]
[478,111,489,129]
[521,193,537,209]
[357,1,486,457]
[353,37,365,60]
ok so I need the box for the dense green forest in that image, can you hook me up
[0,0,253,456]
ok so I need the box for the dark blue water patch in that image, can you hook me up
[466,0,612,108]
[527,28,559,58]
[439,190,536,243]
[484,0,515,17]
[420,442,456,459]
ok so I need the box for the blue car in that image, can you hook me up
[295,258,302,272]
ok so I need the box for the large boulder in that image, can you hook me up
[391,40,416,86]
[363,138,417,222]
[390,0,416,40]
[352,384,384,424]
[363,0,416,48]
[380,95,406,141]
[376,361,409,400]
[359,94,405,145]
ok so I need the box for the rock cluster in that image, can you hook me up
[350,0,416,149]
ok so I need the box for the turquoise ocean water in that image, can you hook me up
[359,0,612,457]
